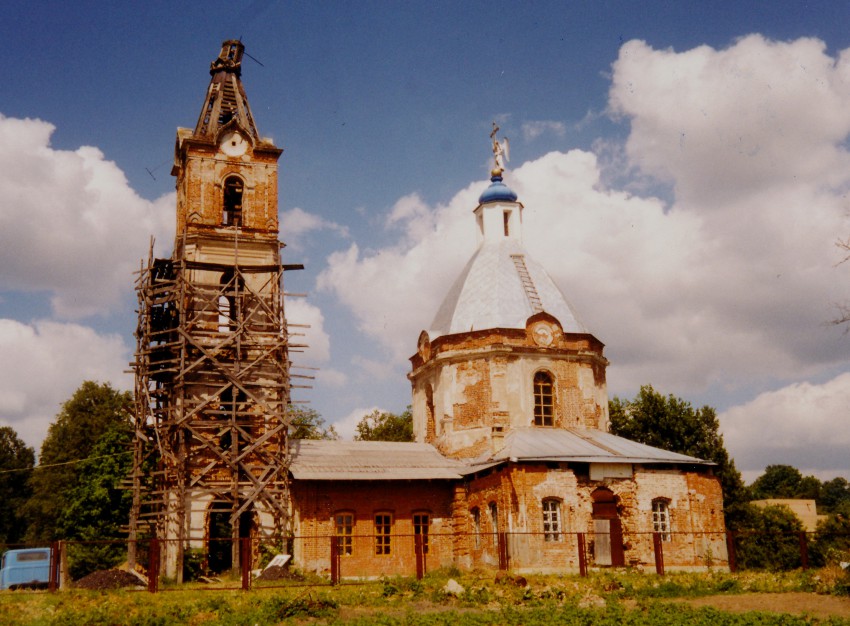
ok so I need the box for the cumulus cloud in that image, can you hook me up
[281,207,349,247]
[0,318,131,449]
[317,187,479,362]
[318,35,850,476]
[521,120,567,141]
[285,297,331,364]
[331,405,383,441]
[719,373,850,480]
[0,114,174,318]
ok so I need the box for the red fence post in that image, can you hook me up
[147,539,160,593]
[330,536,340,585]
[414,533,425,580]
[652,532,665,576]
[48,541,59,592]
[798,532,809,570]
[241,537,252,590]
[576,532,588,577]
[725,531,737,573]
[497,532,509,570]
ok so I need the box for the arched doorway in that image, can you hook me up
[591,488,624,566]
[207,502,256,574]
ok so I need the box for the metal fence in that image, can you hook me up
[3,529,847,593]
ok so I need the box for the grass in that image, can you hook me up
[1,567,849,625]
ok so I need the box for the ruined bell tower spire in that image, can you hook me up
[194,39,259,140]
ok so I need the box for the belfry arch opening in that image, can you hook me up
[223,176,243,226]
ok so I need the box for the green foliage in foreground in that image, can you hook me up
[2,569,850,625]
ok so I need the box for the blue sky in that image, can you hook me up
[3,1,850,482]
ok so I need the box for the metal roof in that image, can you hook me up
[289,429,711,482]
[429,238,587,339]
[466,428,713,470]
[288,439,465,481]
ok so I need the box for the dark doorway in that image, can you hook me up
[591,488,625,566]
[207,505,255,573]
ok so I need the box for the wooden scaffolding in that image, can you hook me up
[129,232,299,579]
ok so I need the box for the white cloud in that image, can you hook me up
[521,120,567,141]
[318,35,850,478]
[316,185,480,362]
[331,405,383,441]
[285,297,331,364]
[281,207,348,250]
[720,373,850,479]
[0,318,131,449]
[0,114,173,318]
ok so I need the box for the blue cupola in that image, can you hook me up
[478,172,518,204]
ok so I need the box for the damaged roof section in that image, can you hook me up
[288,428,713,482]
[288,440,466,480]
[468,428,715,469]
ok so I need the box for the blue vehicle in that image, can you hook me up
[0,548,51,590]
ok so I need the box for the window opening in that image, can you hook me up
[223,177,243,226]
[652,499,670,542]
[503,210,511,236]
[542,499,562,542]
[471,507,481,549]
[533,371,554,426]
[217,272,241,333]
[374,513,392,555]
[335,512,354,556]
[413,513,430,554]
[489,502,499,535]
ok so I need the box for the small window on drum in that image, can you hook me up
[533,371,554,426]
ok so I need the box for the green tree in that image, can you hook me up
[287,406,338,440]
[23,381,132,545]
[734,504,805,571]
[821,477,850,513]
[810,501,850,567]
[354,407,414,442]
[0,426,35,548]
[56,424,133,578]
[609,385,748,523]
[750,464,805,499]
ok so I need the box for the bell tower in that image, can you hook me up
[131,40,299,580]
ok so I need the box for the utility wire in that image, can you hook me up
[0,450,133,475]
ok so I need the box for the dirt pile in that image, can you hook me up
[256,565,304,582]
[74,569,146,590]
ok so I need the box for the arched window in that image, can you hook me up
[488,502,499,534]
[470,507,481,549]
[223,176,243,226]
[652,499,671,542]
[533,371,554,426]
[542,498,562,542]
[218,272,242,333]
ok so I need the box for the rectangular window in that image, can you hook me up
[542,499,562,542]
[375,513,392,555]
[489,502,499,535]
[533,372,554,426]
[413,513,430,554]
[471,508,481,549]
[334,513,354,556]
[652,500,670,542]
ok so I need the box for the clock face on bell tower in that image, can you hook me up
[220,130,248,157]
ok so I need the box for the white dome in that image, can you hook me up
[429,238,587,338]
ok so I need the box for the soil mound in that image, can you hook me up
[256,565,304,582]
[74,569,145,590]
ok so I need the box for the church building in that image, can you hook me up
[134,41,728,579]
